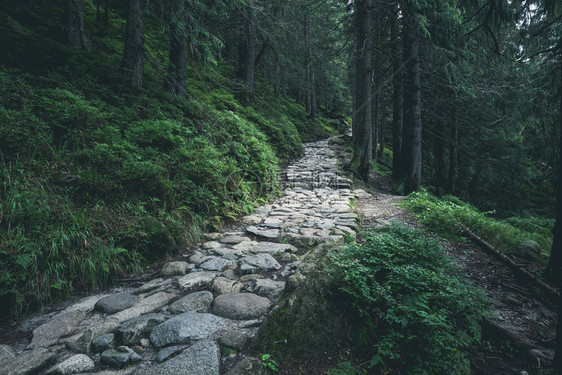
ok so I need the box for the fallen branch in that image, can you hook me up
[463,227,560,297]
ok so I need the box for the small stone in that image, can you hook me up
[92,333,115,353]
[156,345,188,363]
[101,346,141,368]
[203,233,223,241]
[161,261,190,276]
[203,241,222,250]
[140,338,151,348]
[232,241,258,252]
[95,293,137,315]
[117,313,167,345]
[190,251,211,266]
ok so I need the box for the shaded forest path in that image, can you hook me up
[0,137,368,375]
[0,136,557,375]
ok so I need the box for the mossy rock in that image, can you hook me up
[511,240,542,260]
[138,217,178,259]
[251,243,344,361]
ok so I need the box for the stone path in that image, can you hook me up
[0,137,371,375]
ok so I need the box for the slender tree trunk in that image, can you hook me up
[121,0,144,89]
[547,58,562,374]
[391,2,403,179]
[434,117,446,195]
[166,0,187,97]
[310,65,317,120]
[274,61,281,98]
[372,39,379,162]
[66,0,88,49]
[379,102,386,158]
[351,0,372,181]
[245,9,257,90]
[401,4,422,193]
[448,105,459,194]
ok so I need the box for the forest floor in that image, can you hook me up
[279,143,558,375]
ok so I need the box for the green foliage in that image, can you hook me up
[329,223,489,374]
[325,361,366,375]
[405,191,553,256]
[261,353,279,373]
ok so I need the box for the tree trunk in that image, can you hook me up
[121,0,144,89]
[434,117,446,195]
[372,37,379,162]
[391,1,403,179]
[401,4,422,193]
[166,0,187,97]
[547,58,562,375]
[309,65,317,121]
[351,0,372,181]
[245,9,257,90]
[66,0,88,49]
[448,105,459,194]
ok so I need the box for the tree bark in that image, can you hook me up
[166,0,187,97]
[66,0,88,49]
[245,8,257,90]
[547,57,562,375]
[401,4,422,193]
[434,117,446,195]
[121,0,144,89]
[391,1,403,179]
[351,0,372,181]
[448,105,459,194]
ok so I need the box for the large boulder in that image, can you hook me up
[212,293,272,320]
[149,312,226,347]
[252,243,345,361]
[143,341,220,375]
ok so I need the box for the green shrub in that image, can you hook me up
[405,191,553,256]
[329,223,489,374]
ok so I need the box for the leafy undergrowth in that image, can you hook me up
[404,191,554,258]
[0,7,340,319]
[329,223,489,375]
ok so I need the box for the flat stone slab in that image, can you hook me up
[117,313,166,345]
[200,257,232,271]
[112,292,175,323]
[30,310,86,348]
[46,354,94,375]
[178,272,218,292]
[220,235,251,244]
[212,293,272,320]
[95,293,137,315]
[246,226,279,239]
[143,341,220,375]
[238,253,281,275]
[168,291,214,314]
[150,312,226,347]
[5,348,56,375]
[250,242,297,254]
[133,279,173,294]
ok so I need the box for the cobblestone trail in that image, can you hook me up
[0,137,371,375]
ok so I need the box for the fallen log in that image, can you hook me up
[463,227,559,297]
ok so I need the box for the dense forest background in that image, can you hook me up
[0,0,561,354]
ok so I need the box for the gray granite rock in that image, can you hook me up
[30,310,86,348]
[224,357,264,375]
[246,279,285,301]
[101,346,141,368]
[156,345,189,363]
[149,312,226,347]
[117,313,166,345]
[238,254,281,275]
[246,226,279,239]
[5,348,56,375]
[200,257,232,271]
[161,261,190,276]
[143,341,220,375]
[250,242,297,254]
[212,293,272,320]
[177,272,217,292]
[46,354,94,375]
[133,279,173,294]
[0,344,16,364]
[211,277,245,295]
[111,292,175,323]
[92,333,115,353]
[218,330,252,350]
[95,293,137,315]
[221,235,251,244]
[168,291,214,314]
